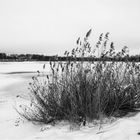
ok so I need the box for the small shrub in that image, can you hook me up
[17,29,140,126]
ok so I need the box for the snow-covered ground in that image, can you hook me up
[0,62,140,140]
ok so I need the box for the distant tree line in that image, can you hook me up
[0,52,140,62]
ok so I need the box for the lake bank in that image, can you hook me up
[0,62,140,139]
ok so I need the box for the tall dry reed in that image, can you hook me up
[17,29,140,126]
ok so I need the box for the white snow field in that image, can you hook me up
[0,62,140,140]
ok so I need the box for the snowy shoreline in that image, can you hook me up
[0,62,140,140]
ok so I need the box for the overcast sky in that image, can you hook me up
[0,0,140,55]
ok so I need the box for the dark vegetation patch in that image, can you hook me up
[16,29,140,127]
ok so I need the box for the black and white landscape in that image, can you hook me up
[0,0,140,140]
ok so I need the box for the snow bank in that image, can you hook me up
[0,62,140,140]
[0,74,23,90]
[1,97,140,140]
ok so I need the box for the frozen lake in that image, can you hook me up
[0,61,50,73]
[0,62,50,98]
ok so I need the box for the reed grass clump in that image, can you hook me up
[18,29,140,125]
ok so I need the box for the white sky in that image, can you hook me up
[0,0,140,55]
